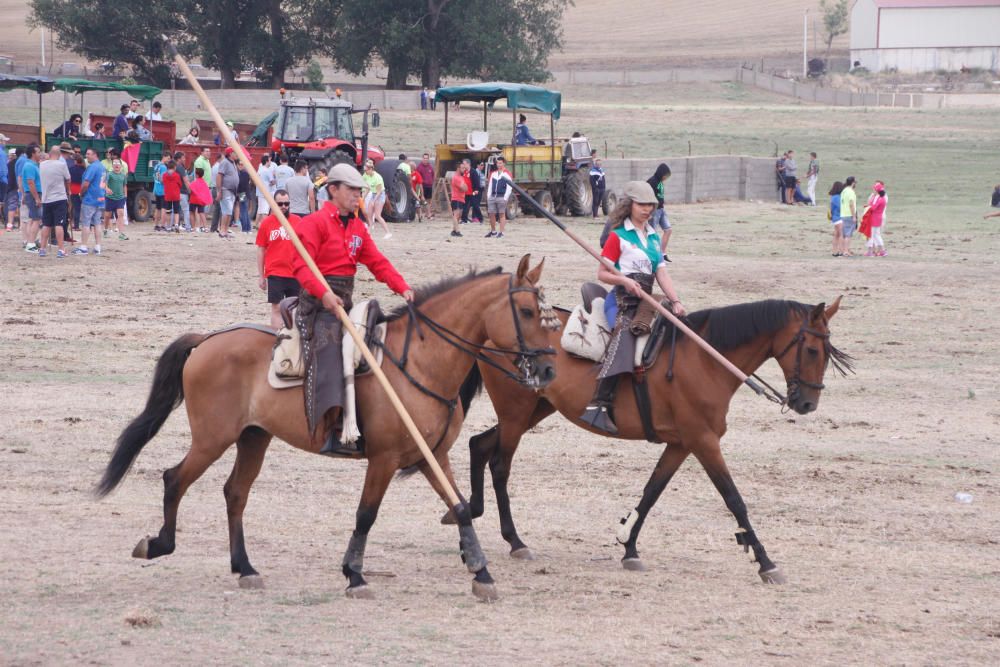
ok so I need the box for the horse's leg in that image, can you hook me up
[617,442,690,571]
[132,443,229,561]
[341,453,395,600]
[223,426,272,590]
[420,457,499,602]
[467,425,499,519]
[693,440,786,584]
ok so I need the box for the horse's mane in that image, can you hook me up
[671,299,812,351]
[384,266,504,321]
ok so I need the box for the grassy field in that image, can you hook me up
[2,0,845,70]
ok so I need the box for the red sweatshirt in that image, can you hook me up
[292,200,410,299]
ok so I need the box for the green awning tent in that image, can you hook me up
[434,82,562,119]
[53,78,161,101]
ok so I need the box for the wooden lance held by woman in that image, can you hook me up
[505,180,775,400]
[161,36,467,510]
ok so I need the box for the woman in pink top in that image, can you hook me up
[865,181,887,257]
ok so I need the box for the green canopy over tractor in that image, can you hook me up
[0,74,56,93]
[53,78,161,101]
[434,82,562,119]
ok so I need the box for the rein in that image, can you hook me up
[374,276,556,451]
[754,318,833,411]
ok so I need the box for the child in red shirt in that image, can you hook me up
[161,160,183,232]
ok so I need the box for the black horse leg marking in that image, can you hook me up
[343,504,378,590]
[703,468,778,575]
[489,444,528,554]
[144,463,182,559]
[619,443,689,562]
[468,426,499,519]
[224,427,271,579]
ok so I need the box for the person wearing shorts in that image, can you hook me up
[646,163,673,261]
[161,160,183,232]
[828,181,845,257]
[255,189,301,328]
[38,145,71,257]
[839,176,858,256]
[103,159,129,239]
[74,148,106,255]
[448,160,469,237]
[215,147,239,237]
[21,145,43,251]
[485,157,512,238]
[152,150,169,231]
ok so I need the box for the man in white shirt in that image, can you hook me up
[485,157,513,239]
[254,154,277,228]
[148,101,164,121]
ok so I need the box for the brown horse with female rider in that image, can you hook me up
[97,255,557,600]
[450,183,853,584]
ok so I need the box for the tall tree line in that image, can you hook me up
[29,0,569,89]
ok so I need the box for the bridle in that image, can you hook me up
[374,275,556,451]
[750,318,831,411]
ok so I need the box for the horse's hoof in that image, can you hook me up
[760,568,787,584]
[440,510,456,525]
[472,580,500,602]
[510,547,536,561]
[131,537,150,559]
[345,584,375,600]
[622,558,647,572]
[238,574,265,590]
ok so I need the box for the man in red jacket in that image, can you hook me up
[292,163,415,456]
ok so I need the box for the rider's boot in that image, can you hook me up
[580,375,619,435]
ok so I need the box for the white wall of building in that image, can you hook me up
[851,1,1000,71]
[879,7,1000,48]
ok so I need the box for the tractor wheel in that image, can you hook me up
[506,192,520,221]
[602,190,618,216]
[564,170,592,216]
[531,189,555,217]
[376,159,416,222]
[130,189,155,222]
[310,149,354,180]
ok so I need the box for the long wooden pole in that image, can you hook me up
[162,38,463,508]
[506,181,769,398]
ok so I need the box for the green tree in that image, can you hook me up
[29,0,182,86]
[820,0,850,61]
[328,0,570,90]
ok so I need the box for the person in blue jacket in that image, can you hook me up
[514,114,540,145]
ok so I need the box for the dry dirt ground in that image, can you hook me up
[1,178,998,664]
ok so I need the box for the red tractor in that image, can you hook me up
[271,96,415,221]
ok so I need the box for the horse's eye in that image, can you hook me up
[806,347,820,357]
[519,307,535,319]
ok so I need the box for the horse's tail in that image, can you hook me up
[397,363,483,480]
[96,333,205,497]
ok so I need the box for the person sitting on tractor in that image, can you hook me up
[514,114,541,146]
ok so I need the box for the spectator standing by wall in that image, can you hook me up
[37,145,71,258]
[255,189,301,328]
[775,151,787,204]
[806,152,819,206]
[590,157,606,218]
[646,163,673,260]
[783,150,797,206]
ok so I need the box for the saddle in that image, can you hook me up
[268,298,387,445]
[561,283,670,370]
[561,283,677,444]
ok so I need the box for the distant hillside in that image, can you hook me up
[1,0,848,72]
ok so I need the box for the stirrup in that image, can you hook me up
[580,404,618,435]
[319,431,361,458]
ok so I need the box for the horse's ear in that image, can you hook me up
[525,257,545,285]
[809,302,826,322]
[515,254,532,281]
[825,295,843,320]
